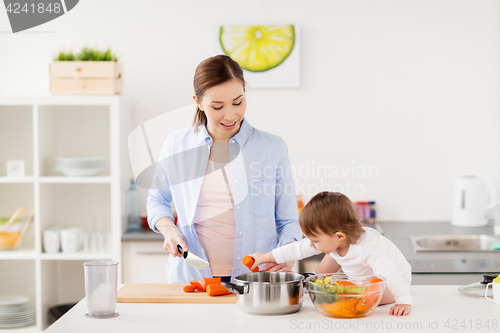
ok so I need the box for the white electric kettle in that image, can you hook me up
[451,176,497,227]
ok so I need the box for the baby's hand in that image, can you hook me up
[248,252,277,271]
[248,253,268,270]
[390,304,411,316]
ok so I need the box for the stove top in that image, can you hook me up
[409,259,500,274]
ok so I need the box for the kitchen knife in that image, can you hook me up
[177,245,209,270]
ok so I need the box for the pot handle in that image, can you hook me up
[221,282,248,295]
[301,273,316,286]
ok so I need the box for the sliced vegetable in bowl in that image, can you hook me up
[306,273,385,318]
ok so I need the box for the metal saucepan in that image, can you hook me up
[221,272,313,315]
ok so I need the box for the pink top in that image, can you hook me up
[193,160,236,276]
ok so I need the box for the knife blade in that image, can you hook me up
[177,245,209,270]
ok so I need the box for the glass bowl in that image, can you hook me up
[306,273,385,318]
[0,218,22,249]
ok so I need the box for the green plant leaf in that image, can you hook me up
[54,47,119,61]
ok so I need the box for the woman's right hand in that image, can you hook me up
[154,217,188,257]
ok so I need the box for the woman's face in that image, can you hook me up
[194,79,246,141]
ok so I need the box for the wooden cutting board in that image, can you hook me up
[117,283,237,304]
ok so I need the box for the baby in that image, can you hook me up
[250,191,412,316]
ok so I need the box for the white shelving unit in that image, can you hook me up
[0,96,126,332]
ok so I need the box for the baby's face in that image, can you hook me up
[307,232,339,253]
[307,231,344,254]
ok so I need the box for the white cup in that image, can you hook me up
[90,233,99,253]
[82,233,91,253]
[60,228,82,253]
[97,233,112,253]
[43,229,60,253]
[485,282,500,305]
[104,233,112,253]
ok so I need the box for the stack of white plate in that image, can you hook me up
[0,295,36,328]
[54,156,106,177]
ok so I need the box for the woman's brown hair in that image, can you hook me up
[299,192,365,244]
[192,55,246,131]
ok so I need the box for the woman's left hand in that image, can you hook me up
[260,261,295,272]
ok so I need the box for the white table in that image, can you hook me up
[45,285,499,333]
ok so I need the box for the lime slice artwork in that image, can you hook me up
[219,25,295,73]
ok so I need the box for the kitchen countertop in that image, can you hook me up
[378,222,500,285]
[122,221,499,249]
[122,222,500,284]
[298,222,500,285]
[122,222,500,279]
[45,285,499,333]
[378,221,499,262]
[121,228,163,242]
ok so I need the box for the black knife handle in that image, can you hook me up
[177,244,188,259]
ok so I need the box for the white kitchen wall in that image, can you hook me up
[1,0,499,222]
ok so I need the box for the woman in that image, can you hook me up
[147,55,301,283]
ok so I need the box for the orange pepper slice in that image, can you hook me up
[321,298,358,318]
[367,278,383,292]
[355,291,381,314]
[336,280,356,286]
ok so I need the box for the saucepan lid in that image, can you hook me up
[458,273,498,298]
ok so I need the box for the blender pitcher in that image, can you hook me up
[83,261,119,318]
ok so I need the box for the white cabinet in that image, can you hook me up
[0,96,126,332]
[122,241,169,283]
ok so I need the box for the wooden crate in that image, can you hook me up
[49,61,123,95]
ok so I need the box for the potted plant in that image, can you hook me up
[50,47,122,95]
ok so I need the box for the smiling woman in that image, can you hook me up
[146,55,302,283]
[192,55,247,140]
[193,79,246,141]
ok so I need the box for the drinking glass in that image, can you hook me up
[83,261,119,318]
